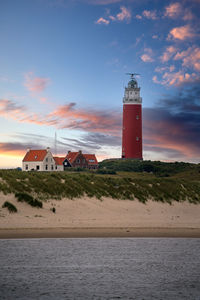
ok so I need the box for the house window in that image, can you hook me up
[34,155,38,159]
[76,159,80,163]
[89,159,95,163]
[51,165,54,170]
[36,165,40,170]
[45,165,48,170]
[136,115,139,120]
[136,137,139,141]
[46,158,48,162]
[55,166,57,170]
[25,164,28,170]
[83,159,85,163]
[64,162,68,165]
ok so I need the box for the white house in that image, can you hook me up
[22,148,56,171]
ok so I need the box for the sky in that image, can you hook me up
[0,0,200,168]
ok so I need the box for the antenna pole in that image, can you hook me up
[55,132,57,156]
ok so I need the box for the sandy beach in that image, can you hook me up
[0,192,200,238]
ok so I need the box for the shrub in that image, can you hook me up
[50,207,56,213]
[2,201,17,213]
[15,192,43,208]
[97,169,116,175]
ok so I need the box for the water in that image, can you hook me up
[0,238,199,300]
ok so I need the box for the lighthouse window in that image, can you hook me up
[136,137,139,141]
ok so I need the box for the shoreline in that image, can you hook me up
[1,227,200,239]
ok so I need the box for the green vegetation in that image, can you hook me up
[15,192,43,208]
[0,160,199,204]
[2,201,17,213]
[99,159,197,177]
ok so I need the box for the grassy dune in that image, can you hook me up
[0,160,200,204]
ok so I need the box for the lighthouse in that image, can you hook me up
[122,74,143,160]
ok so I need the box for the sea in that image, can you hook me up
[0,238,199,300]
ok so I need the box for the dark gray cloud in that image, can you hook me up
[143,85,200,160]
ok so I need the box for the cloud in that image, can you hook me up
[168,24,196,40]
[160,46,177,62]
[153,71,199,86]
[116,6,131,21]
[155,65,175,73]
[164,2,182,18]
[135,14,142,19]
[142,10,157,20]
[164,2,194,21]
[85,0,122,4]
[141,48,154,62]
[0,142,44,156]
[0,98,121,135]
[0,99,26,121]
[96,6,131,25]
[143,86,200,160]
[174,46,200,71]
[40,97,48,103]
[95,17,110,25]
[49,103,122,134]
[61,132,121,154]
[24,72,50,93]
[183,10,194,21]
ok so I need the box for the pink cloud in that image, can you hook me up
[109,15,116,21]
[86,0,122,4]
[135,14,142,20]
[95,17,110,25]
[174,46,200,71]
[116,6,131,21]
[0,99,27,121]
[96,6,131,25]
[48,103,121,134]
[153,71,198,86]
[164,2,194,21]
[164,2,182,18]
[183,10,194,21]
[141,48,154,62]
[0,98,121,135]
[24,72,50,93]
[160,46,177,62]
[168,25,196,40]
[40,97,48,103]
[142,10,157,20]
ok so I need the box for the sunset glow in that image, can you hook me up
[0,0,199,167]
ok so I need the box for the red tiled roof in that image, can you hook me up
[23,150,47,162]
[53,157,65,165]
[83,154,98,165]
[66,152,79,163]
[65,152,98,165]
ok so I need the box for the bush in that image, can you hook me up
[50,207,56,213]
[15,193,43,208]
[97,169,116,175]
[2,201,17,213]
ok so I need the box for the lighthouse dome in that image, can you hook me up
[128,78,138,88]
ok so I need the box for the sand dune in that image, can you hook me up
[0,192,200,236]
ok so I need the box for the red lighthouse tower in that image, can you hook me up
[122,74,143,159]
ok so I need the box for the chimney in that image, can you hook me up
[27,148,30,152]
[68,150,71,154]
[79,150,82,154]
[47,147,50,152]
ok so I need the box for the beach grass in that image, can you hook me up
[0,160,199,203]
[2,201,17,213]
